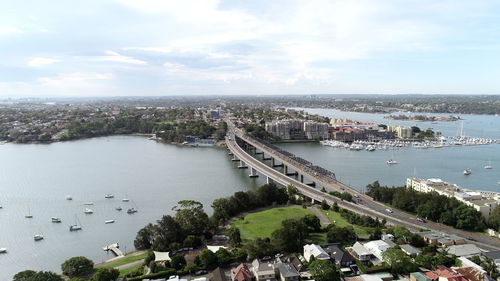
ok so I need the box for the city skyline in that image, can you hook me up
[2,0,500,97]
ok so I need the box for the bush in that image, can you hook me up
[61,256,94,277]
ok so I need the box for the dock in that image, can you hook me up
[102,243,124,257]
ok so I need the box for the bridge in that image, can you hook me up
[225,118,500,251]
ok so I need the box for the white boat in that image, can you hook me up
[115,206,122,211]
[127,208,137,214]
[484,161,493,169]
[84,208,94,214]
[69,215,82,231]
[105,193,114,199]
[33,234,44,241]
[105,220,115,224]
[386,159,398,165]
[366,145,376,151]
[122,197,130,202]
[0,248,7,253]
[25,207,33,218]
[65,195,73,200]
[51,217,62,223]
[83,202,94,205]
[0,205,3,209]
[464,169,472,175]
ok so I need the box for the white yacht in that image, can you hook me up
[115,206,122,211]
[127,208,137,214]
[33,234,44,241]
[83,202,94,205]
[65,195,73,200]
[69,215,82,231]
[51,217,62,223]
[464,169,472,175]
[0,248,7,253]
[105,220,115,224]
[84,208,94,214]
[122,198,130,202]
[105,193,114,199]
[386,159,398,165]
[484,161,493,169]
[25,207,33,218]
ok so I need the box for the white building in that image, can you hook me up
[303,244,330,262]
[364,240,392,261]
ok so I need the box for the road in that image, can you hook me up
[225,120,500,252]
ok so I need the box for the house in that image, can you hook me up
[303,244,330,262]
[289,256,305,273]
[231,264,254,281]
[323,243,355,267]
[432,266,469,281]
[348,242,372,263]
[364,240,392,261]
[446,244,482,258]
[410,272,434,281]
[345,273,393,281]
[418,231,467,247]
[454,257,490,281]
[400,244,422,258]
[251,259,276,281]
[275,262,300,281]
[211,267,230,281]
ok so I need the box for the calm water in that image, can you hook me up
[0,136,264,280]
[278,108,500,192]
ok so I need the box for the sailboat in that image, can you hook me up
[69,215,82,231]
[0,248,7,253]
[386,151,398,165]
[33,234,44,241]
[464,169,472,175]
[25,207,33,219]
[122,194,130,202]
[484,161,493,170]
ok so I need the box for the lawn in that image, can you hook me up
[98,251,148,269]
[320,209,373,236]
[231,206,314,241]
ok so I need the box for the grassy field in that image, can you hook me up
[321,209,373,236]
[231,206,314,241]
[118,264,143,277]
[98,251,148,269]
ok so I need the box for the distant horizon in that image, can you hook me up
[2,1,500,96]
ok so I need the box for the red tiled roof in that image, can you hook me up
[231,263,253,281]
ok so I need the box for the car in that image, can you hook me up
[385,208,393,213]
[261,256,272,261]
[275,253,284,258]
[467,236,477,241]
[416,218,426,223]
[353,194,359,198]
[195,270,208,276]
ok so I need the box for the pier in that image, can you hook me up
[103,243,124,257]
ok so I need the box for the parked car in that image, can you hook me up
[385,208,393,213]
[416,217,426,223]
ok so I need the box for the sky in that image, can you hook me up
[1,0,500,97]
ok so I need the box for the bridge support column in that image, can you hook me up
[231,155,239,161]
[262,153,272,160]
[266,176,274,185]
[249,167,259,178]
[300,174,304,183]
[238,160,248,169]
[254,149,263,155]
[284,165,297,176]
[272,158,284,167]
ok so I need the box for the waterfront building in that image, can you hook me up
[407,178,500,219]
[265,119,329,140]
[388,125,413,139]
[303,121,329,140]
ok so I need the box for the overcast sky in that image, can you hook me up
[1,0,500,97]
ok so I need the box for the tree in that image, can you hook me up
[326,226,357,245]
[172,200,209,236]
[302,214,321,232]
[321,199,330,210]
[271,218,309,252]
[245,238,274,260]
[480,256,499,279]
[91,268,119,281]
[369,228,383,240]
[14,270,64,281]
[216,248,233,267]
[61,256,94,277]
[488,206,500,231]
[308,260,340,281]
[13,270,36,281]
[227,227,242,247]
[382,248,419,274]
[171,255,187,270]
[134,223,155,250]
[199,249,218,269]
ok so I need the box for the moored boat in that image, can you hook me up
[0,248,7,253]
[464,169,472,175]
[51,217,62,223]
[105,220,115,224]
[33,234,44,241]
[84,208,94,214]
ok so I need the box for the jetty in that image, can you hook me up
[102,243,124,257]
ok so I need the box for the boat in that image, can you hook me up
[84,208,94,214]
[83,202,94,205]
[366,145,376,151]
[464,169,472,175]
[484,161,493,170]
[105,193,114,199]
[69,215,82,231]
[0,205,3,209]
[0,248,7,253]
[122,196,130,202]
[25,207,33,218]
[51,217,62,223]
[386,159,398,165]
[115,206,122,211]
[65,195,73,200]
[33,234,44,241]
[127,208,137,214]
[105,220,115,224]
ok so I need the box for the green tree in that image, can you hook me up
[382,248,419,274]
[321,199,330,210]
[488,206,500,231]
[91,268,119,281]
[172,200,209,235]
[134,223,155,250]
[245,238,274,260]
[326,225,357,245]
[14,271,63,281]
[302,214,321,232]
[271,218,310,252]
[308,260,340,281]
[227,227,242,247]
[215,248,233,267]
[171,255,187,270]
[199,249,218,269]
[13,270,36,281]
[61,256,94,277]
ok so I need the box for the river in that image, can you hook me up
[0,136,264,280]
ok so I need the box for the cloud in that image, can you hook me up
[0,26,23,35]
[96,51,147,65]
[36,72,114,87]
[27,57,60,67]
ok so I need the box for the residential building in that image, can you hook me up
[323,243,355,268]
[388,125,413,139]
[274,262,300,281]
[400,244,422,258]
[410,272,434,281]
[455,257,490,281]
[364,240,392,261]
[231,264,254,281]
[432,265,469,281]
[418,231,466,247]
[303,244,330,262]
[211,267,230,281]
[265,120,304,140]
[348,242,372,263]
[446,244,482,258]
[303,121,329,140]
[251,259,276,281]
